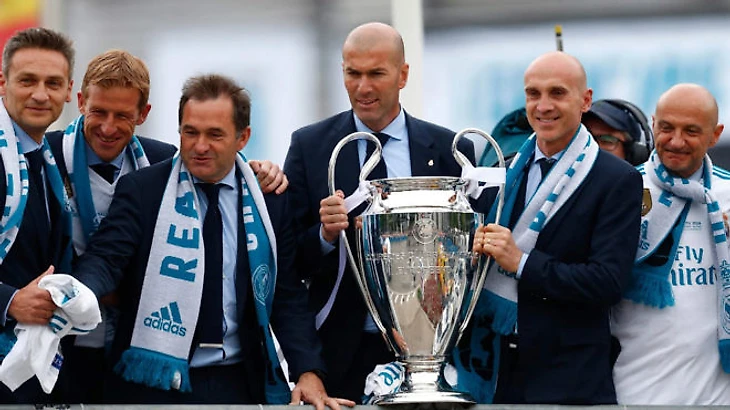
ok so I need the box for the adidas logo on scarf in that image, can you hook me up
[143,301,187,337]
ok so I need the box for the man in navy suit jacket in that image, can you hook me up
[0,28,76,404]
[45,50,290,404]
[284,22,475,401]
[70,74,349,407]
[471,52,642,404]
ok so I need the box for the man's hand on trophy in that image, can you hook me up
[474,224,522,273]
[320,190,349,243]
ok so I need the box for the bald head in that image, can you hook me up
[524,51,587,91]
[522,51,592,155]
[341,22,410,132]
[653,83,724,178]
[342,22,405,66]
[657,83,719,127]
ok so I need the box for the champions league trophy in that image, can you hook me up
[328,129,505,404]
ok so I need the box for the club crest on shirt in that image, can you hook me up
[641,188,652,216]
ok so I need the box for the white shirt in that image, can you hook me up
[612,166,730,405]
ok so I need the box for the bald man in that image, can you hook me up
[462,52,642,404]
[283,22,475,401]
[611,84,730,405]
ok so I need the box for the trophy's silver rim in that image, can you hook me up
[370,176,465,192]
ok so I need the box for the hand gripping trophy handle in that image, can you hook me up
[327,132,388,336]
[451,128,506,338]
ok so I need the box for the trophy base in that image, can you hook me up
[373,390,476,405]
[372,364,476,405]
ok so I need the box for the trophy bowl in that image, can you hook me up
[328,129,505,404]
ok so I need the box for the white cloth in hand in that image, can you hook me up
[0,274,101,393]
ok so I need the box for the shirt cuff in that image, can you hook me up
[516,252,529,279]
[319,225,337,255]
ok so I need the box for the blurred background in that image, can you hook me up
[3,0,730,166]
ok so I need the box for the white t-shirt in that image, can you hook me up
[612,169,730,405]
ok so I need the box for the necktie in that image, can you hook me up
[365,132,390,180]
[538,158,556,181]
[197,183,224,347]
[25,150,49,231]
[90,163,117,184]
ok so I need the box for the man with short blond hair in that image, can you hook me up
[44,48,174,404]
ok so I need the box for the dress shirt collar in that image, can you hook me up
[533,145,565,164]
[353,106,407,142]
[85,137,125,169]
[192,165,237,190]
[11,120,42,154]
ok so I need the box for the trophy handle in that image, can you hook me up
[451,128,507,337]
[327,132,389,336]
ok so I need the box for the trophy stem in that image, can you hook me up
[373,360,476,405]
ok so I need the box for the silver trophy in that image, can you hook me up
[328,129,505,404]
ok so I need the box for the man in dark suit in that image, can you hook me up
[284,22,475,401]
[471,51,642,404]
[44,49,291,404]
[0,27,76,404]
[70,74,350,408]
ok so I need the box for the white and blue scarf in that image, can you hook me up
[0,102,73,358]
[479,124,599,334]
[629,152,730,371]
[452,125,598,403]
[0,103,72,265]
[61,115,150,254]
[114,152,290,403]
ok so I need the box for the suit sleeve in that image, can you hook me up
[139,137,178,165]
[0,285,16,328]
[283,130,330,280]
[518,166,643,306]
[0,160,14,326]
[72,173,144,298]
[269,192,326,379]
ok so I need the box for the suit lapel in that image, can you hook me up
[406,113,441,177]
